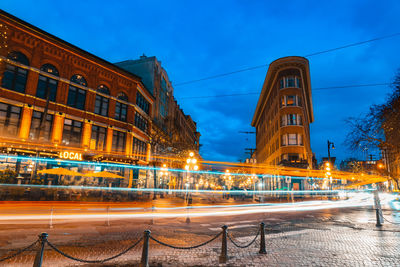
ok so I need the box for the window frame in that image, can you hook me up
[0,102,22,137]
[62,118,83,147]
[67,75,87,110]
[1,51,30,93]
[29,110,53,141]
[112,130,126,152]
[94,85,110,117]
[91,125,107,150]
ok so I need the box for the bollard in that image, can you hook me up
[259,222,267,254]
[219,225,228,263]
[373,190,383,227]
[33,233,48,267]
[185,205,191,224]
[140,230,151,267]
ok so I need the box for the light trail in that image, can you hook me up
[0,183,348,194]
[0,192,389,223]
[0,154,387,188]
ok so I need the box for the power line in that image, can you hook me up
[174,32,400,86]
[179,82,392,100]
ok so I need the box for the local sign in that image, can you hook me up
[59,151,83,161]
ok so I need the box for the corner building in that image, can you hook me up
[0,11,154,185]
[252,56,313,168]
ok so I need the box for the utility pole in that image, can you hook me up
[245,148,256,158]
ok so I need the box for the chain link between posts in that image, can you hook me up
[149,231,222,250]
[46,237,143,263]
[381,214,400,225]
[227,228,260,248]
[0,240,38,262]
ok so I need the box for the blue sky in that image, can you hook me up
[3,0,400,164]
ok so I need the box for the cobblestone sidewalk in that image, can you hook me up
[1,220,400,267]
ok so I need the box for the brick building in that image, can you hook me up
[0,10,154,186]
[252,56,314,169]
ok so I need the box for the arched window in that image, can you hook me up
[67,74,87,110]
[1,51,29,93]
[36,64,59,102]
[115,92,128,122]
[94,85,109,117]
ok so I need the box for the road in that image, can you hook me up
[0,192,399,266]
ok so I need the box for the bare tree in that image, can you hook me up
[346,71,400,188]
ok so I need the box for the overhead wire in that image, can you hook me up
[179,82,392,100]
[174,32,400,87]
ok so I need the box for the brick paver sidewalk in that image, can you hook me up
[1,219,400,266]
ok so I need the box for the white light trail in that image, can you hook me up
[0,193,379,223]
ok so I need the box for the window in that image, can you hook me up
[36,64,59,102]
[132,137,147,160]
[67,75,87,110]
[281,134,303,146]
[281,95,302,107]
[281,114,302,126]
[94,85,109,117]
[112,130,126,152]
[288,154,300,162]
[134,112,148,132]
[281,153,302,162]
[62,119,82,147]
[0,102,21,136]
[91,125,107,150]
[136,92,150,114]
[279,76,301,89]
[1,51,29,93]
[115,92,128,122]
[29,111,53,141]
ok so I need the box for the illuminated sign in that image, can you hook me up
[59,151,82,161]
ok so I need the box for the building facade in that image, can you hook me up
[116,56,200,155]
[0,10,154,186]
[252,56,314,169]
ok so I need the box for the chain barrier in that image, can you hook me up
[0,240,38,262]
[45,237,143,263]
[149,231,222,250]
[381,215,400,225]
[227,228,260,248]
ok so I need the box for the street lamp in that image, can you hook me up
[327,140,335,164]
[184,152,198,204]
[327,140,335,190]
[159,164,168,190]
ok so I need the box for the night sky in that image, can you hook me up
[3,1,400,165]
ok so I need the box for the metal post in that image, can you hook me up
[33,232,48,267]
[373,190,383,227]
[259,222,267,254]
[140,230,151,267]
[219,225,228,263]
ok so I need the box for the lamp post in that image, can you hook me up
[184,152,198,204]
[327,140,335,164]
[327,140,335,190]
[159,164,168,196]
